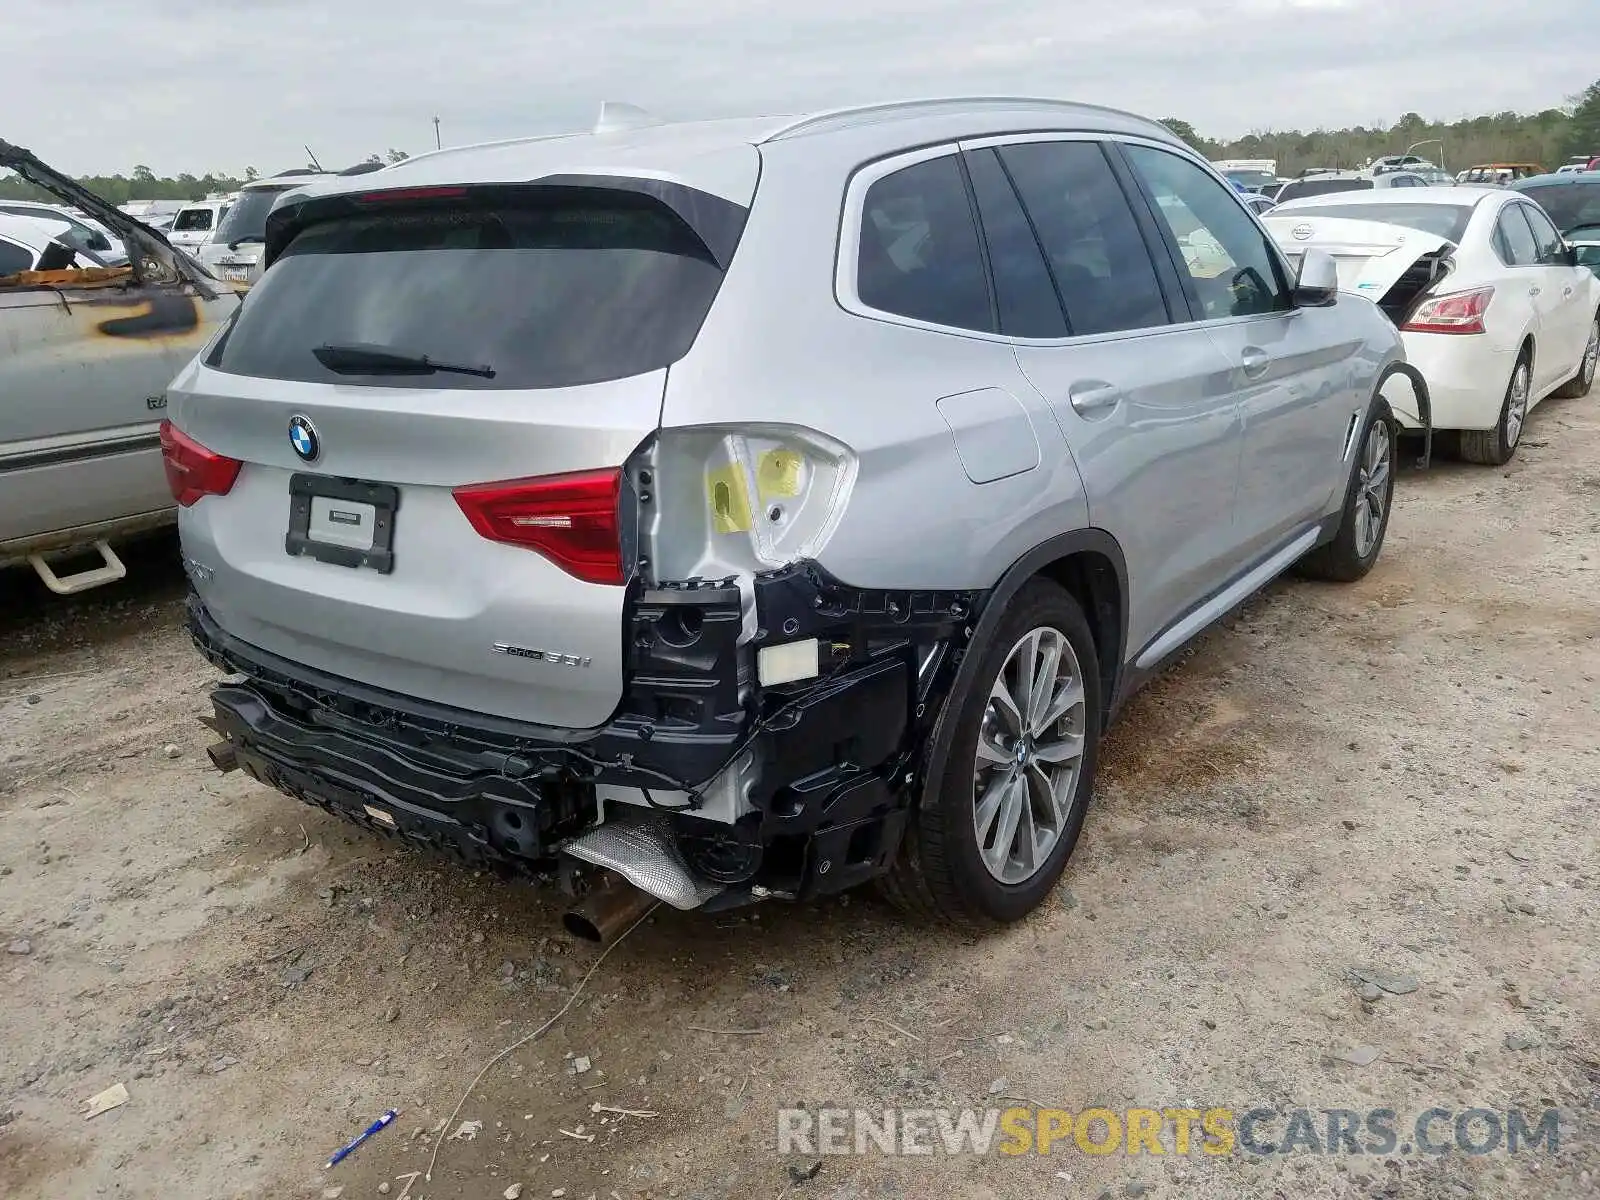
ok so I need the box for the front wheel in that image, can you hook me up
[1297,397,1395,582]
[877,580,1100,927]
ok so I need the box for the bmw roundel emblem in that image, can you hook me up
[288,415,320,462]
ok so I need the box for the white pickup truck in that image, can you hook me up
[0,139,240,595]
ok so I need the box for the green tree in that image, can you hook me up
[385,148,410,163]
[1159,118,1212,156]
[244,166,259,181]
[1564,80,1600,158]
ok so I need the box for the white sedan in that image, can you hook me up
[1264,187,1600,465]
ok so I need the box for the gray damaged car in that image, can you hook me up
[168,99,1427,935]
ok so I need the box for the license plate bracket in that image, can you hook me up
[286,474,398,573]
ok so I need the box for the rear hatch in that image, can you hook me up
[169,183,736,729]
[1263,212,1455,324]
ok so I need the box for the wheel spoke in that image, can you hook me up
[1037,677,1085,733]
[988,678,1023,738]
[1032,729,1085,767]
[1027,761,1068,830]
[974,772,1008,845]
[1353,501,1370,554]
[1026,634,1062,732]
[1012,632,1040,729]
[975,726,1010,767]
[984,776,1025,875]
[1366,457,1389,498]
[1014,785,1038,876]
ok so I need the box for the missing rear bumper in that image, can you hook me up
[188,562,982,903]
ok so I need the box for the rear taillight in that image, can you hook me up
[453,468,624,585]
[159,419,242,507]
[1403,286,1494,334]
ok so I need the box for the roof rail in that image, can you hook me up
[761,96,1167,143]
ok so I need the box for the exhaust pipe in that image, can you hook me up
[562,810,723,911]
[563,874,657,945]
[205,741,239,773]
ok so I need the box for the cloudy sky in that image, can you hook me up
[6,0,1598,176]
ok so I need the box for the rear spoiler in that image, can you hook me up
[262,175,750,273]
[0,137,222,299]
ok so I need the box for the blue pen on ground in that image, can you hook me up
[325,1108,399,1169]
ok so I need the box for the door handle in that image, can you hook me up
[1529,286,1541,297]
[1564,286,1575,298]
[1240,347,1271,378]
[1067,381,1122,416]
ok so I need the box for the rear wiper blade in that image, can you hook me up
[228,235,265,249]
[312,342,495,379]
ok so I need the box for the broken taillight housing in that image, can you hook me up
[1403,286,1494,335]
[159,419,242,507]
[453,468,624,585]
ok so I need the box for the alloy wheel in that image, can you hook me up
[1583,321,1598,390]
[1505,362,1530,449]
[1352,419,1392,559]
[972,627,1088,884]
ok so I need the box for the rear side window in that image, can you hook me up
[215,186,294,246]
[1520,204,1567,264]
[0,239,33,275]
[998,140,1169,336]
[856,154,992,332]
[208,191,728,390]
[1495,207,1541,266]
[963,148,1067,338]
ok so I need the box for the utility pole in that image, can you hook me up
[433,116,442,150]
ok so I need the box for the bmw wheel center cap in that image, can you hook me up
[288,415,320,463]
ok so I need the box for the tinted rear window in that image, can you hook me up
[208,192,726,390]
[173,208,216,231]
[214,186,295,245]
[1282,202,1475,243]
[1278,179,1374,201]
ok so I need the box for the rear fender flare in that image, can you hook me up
[925,528,1128,786]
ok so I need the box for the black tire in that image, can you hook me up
[1298,396,1396,583]
[876,579,1101,928]
[1551,313,1598,400]
[1459,352,1531,465]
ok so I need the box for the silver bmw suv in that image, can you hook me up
[167,98,1416,932]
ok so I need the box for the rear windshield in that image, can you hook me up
[208,192,726,390]
[213,185,295,246]
[1282,202,1475,243]
[1519,184,1600,234]
[173,207,217,231]
[1278,179,1374,201]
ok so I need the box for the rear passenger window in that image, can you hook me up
[964,148,1067,338]
[997,141,1169,336]
[857,155,992,332]
[1125,144,1292,320]
[1520,204,1567,264]
[0,239,32,276]
[1496,208,1540,266]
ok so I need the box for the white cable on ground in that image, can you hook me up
[425,902,660,1182]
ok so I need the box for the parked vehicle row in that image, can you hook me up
[1265,186,1600,464]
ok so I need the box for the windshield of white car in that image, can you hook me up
[1278,202,1475,243]
[1516,185,1600,235]
[214,186,295,247]
[1276,178,1374,202]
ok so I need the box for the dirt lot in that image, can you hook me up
[3,397,1599,1200]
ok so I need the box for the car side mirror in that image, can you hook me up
[1560,243,1579,268]
[1293,248,1339,307]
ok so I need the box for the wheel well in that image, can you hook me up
[1520,335,1534,367]
[1037,551,1123,723]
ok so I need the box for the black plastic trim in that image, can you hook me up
[284,474,398,573]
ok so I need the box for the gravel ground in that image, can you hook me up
[2,395,1598,1200]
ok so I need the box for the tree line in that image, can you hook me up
[0,149,410,204]
[1160,79,1600,176]
[6,80,1599,204]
